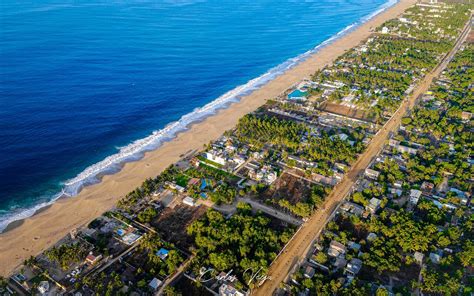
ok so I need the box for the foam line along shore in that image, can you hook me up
[0,0,415,277]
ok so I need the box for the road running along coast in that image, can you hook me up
[251,13,473,296]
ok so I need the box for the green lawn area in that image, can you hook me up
[175,174,190,188]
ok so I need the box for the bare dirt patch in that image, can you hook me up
[261,172,312,205]
[151,204,208,250]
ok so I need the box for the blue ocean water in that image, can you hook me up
[0,0,393,230]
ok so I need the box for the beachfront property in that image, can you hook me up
[2,2,472,295]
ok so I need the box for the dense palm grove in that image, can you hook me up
[187,203,295,289]
[288,36,473,296]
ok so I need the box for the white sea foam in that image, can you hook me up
[0,0,399,232]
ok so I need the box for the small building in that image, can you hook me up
[429,252,442,264]
[149,278,162,291]
[304,265,316,279]
[340,202,365,216]
[156,248,170,260]
[328,240,347,258]
[348,241,361,252]
[421,181,434,193]
[183,196,196,207]
[461,111,472,122]
[389,139,418,155]
[414,252,424,265]
[122,232,141,245]
[365,168,380,180]
[367,232,377,241]
[381,27,389,34]
[333,257,347,270]
[266,172,277,184]
[409,189,422,205]
[205,151,226,166]
[366,198,382,214]
[345,258,362,276]
[38,281,50,295]
[219,283,246,296]
[393,181,403,189]
[166,181,185,193]
[85,252,102,265]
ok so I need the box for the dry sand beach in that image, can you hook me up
[0,0,415,276]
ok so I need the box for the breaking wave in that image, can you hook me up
[0,0,398,232]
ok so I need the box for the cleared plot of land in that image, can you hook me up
[261,172,313,205]
[151,204,208,250]
[318,102,375,123]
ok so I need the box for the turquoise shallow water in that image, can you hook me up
[0,0,393,230]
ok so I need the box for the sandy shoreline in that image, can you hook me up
[0,0,414,276]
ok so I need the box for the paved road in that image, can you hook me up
[252,15,472,296]
[239,197,303,226]
[210,197,303,226]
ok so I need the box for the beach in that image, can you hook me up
[0,0,415,276]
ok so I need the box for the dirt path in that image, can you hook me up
[251,15,472,296]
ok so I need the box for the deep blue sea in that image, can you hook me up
[0,0,393,230]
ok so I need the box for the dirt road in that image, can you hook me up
[252,15,472,296]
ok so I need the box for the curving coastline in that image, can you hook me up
[0,0,397,234]
[0,0,415,276]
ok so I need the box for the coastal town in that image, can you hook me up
[1,1,472,296]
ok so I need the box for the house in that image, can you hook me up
[461,111,472,122]
[366,198,382,214]
[333,257,347,270]
[340,202,365,216]
[219,283,246,296]
[85,252,102,265]
[367,232,377,241]
[149,278,162,290]
[365,168,380,180]
[266,171,277,184]
[304,265,316,278]
[205,150,226,166]
[166,181,185,193]
[389,139,418,155]
[345,258,362,276]
[429,252,442,264]
[348,241,361,252]
[414,252,424,265]
[331,133,348,142]
[156,248,170,260]
[328,240,347,258]
[183,196,196,207]
[381,27,389,34]
[449,188,469,205]
[38,281,50,295]
[409,189,422,205]
[390,187,403,197]
[393,181,403,189]
[122,232,141,245]
[421,181,434,193]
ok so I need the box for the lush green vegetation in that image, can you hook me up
[83,272,126,296]
[235,114,305,151]
[187,202,294,288]
[277,184,330,218]
[44,243,88,270]
[137,233,184,277]
[137,207,159,223]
